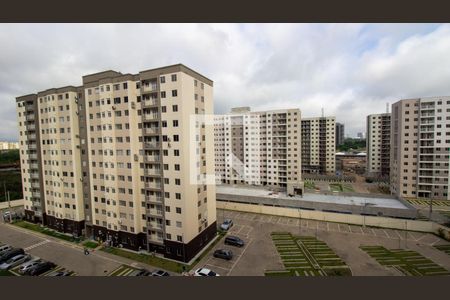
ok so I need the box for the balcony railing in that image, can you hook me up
[143,114,159,121]
[143,142,160,149]
[145,182,162,189]
[143,127,159,135]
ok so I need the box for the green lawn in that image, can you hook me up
[266,232,351,276]
[0,170,23,202]
[101,232,225,274]
[304,181,315,190]
[329,183,354,193]
[83,240,99,249]
[361,245,450,276]
[13,221,83,243]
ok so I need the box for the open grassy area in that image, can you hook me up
[13,220,83,243]
[265,232,351,276]
[304,181,315,190]
[0,170,23,202]
[329,183,354,193]
[434,244,450,256]
[361,245,450,276]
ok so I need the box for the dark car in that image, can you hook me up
[48,270,71,276]
[0,248,25,264]
[151,269,170,276]
[27,261,56,276]
[128,268,151,276]
[213,249,233,260]
[224,236,244,247]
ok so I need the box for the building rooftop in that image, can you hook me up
[216,185,409,210]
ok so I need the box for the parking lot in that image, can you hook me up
[193,209,450,276]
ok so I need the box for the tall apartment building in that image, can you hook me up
[335,122,345,147]
[301,116,336,174]
[214,107,304,195]
[366,113,391,178]
[390,97,450,200]
[16,64,217,262]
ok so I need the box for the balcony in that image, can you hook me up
[143,114,159,121]
[143,142,160,149]
[26,114,35,121]
[31,192,41,198]
[29,163,38,169]
[145,168,162,176]
[143,155,160,163]
[145,182,162,190]
[148,221,164,230]
[143,127,159,135]
[30,173,39,179]
[142,83,158,93]
[28,144,37,150]
[142,99,158,107]
[26,124,36,131]
[145,195,163,203]
[29,153,37,160]
[30,182,40,189]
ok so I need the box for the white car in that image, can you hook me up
[18,258,42,274]
[194,268,220,276]
[0,254,31,270]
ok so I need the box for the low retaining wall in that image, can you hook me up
[217,201,448,236]
[0,199,24,210]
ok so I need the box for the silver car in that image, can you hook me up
[18,258,42,274]
[220,219,233,231]
[0,254,31,270]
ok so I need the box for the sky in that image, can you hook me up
[1,23,450,141]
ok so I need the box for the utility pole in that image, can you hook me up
[7,191,12,223]
[429,198,433,221]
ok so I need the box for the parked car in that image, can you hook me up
[0,248,25,264]
[18,258,42,274]
[151,269,170,276]
[0,244,12,255]
[48,270,71,276]
[26,261,56,276]
[194,268,219,276]
[213,249,233,260]
[128,268,151,276]
[0,254,31,270]
[220,219,233,231]
[224,236,244,247]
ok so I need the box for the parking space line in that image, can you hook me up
[416,234,429,242]
[347,225,351,233]
[227,238,253,275]
[359,227,364,234]
[337,224,342,232]
[382,229,390,238]
[24,239,50,251]
[205,264,230,272]
[371,228,376,236]
[395,230,403,239]
[431,238,442,246]
[326,222,329,232]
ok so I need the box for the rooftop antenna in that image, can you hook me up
[386,102,389,114]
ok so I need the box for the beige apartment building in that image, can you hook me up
[0,141,19,150]
[367,113,391,178]
[390,97,450,200]
[301,116,336,174]
[214,107,304,195]
[16,64,216,262]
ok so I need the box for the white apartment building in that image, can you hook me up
[301,116,336,174]
[367,113,391,178]
[16,64,217,262]
[215,107,304,195]
[390,97,450,200]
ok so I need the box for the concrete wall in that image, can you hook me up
[0,199,24,210]
[216,200,446,234]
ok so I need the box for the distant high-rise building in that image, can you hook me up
[390,97,450,200]
[0,141,19,150]
[301,116,336,174]
[335,123,345,147]
[356,132,365,139]
[214,107,304,195]
[16,64,217,262]
[366,113,391,178]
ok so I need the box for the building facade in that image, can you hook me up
[367,113,391,178]
[0,141,19,150]
[214,107,304,195]
[390,97,450,200]
[16,64,217,262]
[335,122,345,148]
[301,116,336,174]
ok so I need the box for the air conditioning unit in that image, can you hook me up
[134,154,138,162]
[76,111,79,115]
[112,106,116,110]
[80,177,83,182]
[75,134,80,138]
[131,102,136,109]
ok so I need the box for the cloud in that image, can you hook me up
[0,23,449,141]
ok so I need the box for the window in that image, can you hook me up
[160,76,165,83]
[172,90,178,97]
[123,82,128,89]
[173,120,178,127]
[171,74,177,82]
[176,207,181,214]
[161,91,166,98]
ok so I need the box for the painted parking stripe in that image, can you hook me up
[24,240,50,251]
[382,229,390,238]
